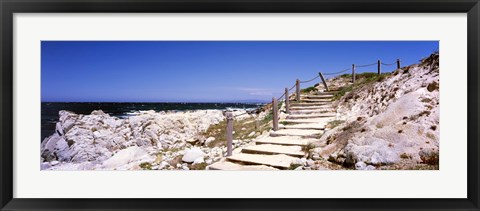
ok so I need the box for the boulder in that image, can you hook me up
[40,162,51,170]
[205,137,216,145]
[40,133,71,162]
[193,157,205,164]
[186,138,197,144]
[355,161,367,170]
[102,146,151,169]
[182,148,206,163]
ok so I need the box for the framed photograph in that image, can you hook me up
[1,0,479,210]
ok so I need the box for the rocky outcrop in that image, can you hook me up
[41,109,226,170]
[312,53,440,169]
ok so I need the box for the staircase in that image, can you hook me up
[207,91,337,170]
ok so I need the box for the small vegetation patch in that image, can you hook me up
[333,72,390,101]
[288,163,303,170]
[301,86,318,93]
[421,98,432,103]
[409,110,432,121]
[139,162,152,170]
[280,121,294,125]
[168,155,183,167]
[326,120,345,129]
[426,132,436,140]
[427,81,439,92]
[400,153,411,159]
[190,163,208,170]
[420,151,439,165]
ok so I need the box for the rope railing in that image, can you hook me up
[323,67,350,76]
[381,61,396,66]
[322,59,400,76]
[356,62,377,68]
[288,84,296,91]
[224,58,402,156]
[299,75,320,83]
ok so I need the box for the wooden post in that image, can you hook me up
[397,59,401,69]
[377,60,381,75]
[352,64,356,83]
[272,97,279,131]
[285,88,290,114]
[295,79,300,102]
[255,119,260,131]
[225,111,233,156]
[318,72,329,92]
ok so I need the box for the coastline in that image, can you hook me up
[41,102,263,141]
[40,107,266,170]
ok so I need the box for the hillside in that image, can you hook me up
[309,53,439,170]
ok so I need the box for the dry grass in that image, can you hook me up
[333,72,390,101]
[203,111,273,148]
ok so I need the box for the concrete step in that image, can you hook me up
[299,98,332,103]
[290,102,330,107]
[313,92,337,95]
[270,129,323,138]
[207,161,279,170]
[290,105,333,110]
[255,136,317,147]
[241,144,305,157]
[279,122,326,130]
[226,153,297,169]
[300,95,333,99]
[281,117,336,124]
[287,113,336,119]
[290,109,335,114]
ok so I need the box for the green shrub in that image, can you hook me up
[139,162,152,170]
[301,86,318,93]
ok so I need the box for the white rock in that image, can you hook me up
[41,109,226,169]
[355,161,367,170]
[40,163,51,170]
[182,148,206,163]
[291,158,305,166]
[186,138,197,144]
[159,161,170,169]
[193,157,205,164]
[248,131,256,137]
[300,158,307,163]
[205,137,216,145]
[102,146,151,169]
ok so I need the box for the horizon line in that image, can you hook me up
[41,101,269,104]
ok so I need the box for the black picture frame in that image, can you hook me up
[1,0,479,210]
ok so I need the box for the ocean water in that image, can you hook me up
[41,102,263,142]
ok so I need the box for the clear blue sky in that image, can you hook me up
[41,41,438,102]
